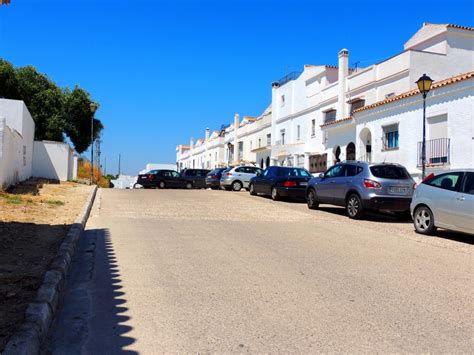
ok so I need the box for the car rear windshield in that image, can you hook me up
[277,168,312,177]
[370,165,410,179]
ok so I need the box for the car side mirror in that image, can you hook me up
[319,173,325,179]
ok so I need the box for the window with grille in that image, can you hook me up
[383,124,399,150]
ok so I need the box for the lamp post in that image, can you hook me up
[90,102,98,184]
[415,74,433,180]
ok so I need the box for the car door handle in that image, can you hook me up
[457,196,465,201]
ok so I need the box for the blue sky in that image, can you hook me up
[0,0,472,175]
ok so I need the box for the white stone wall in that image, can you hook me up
[32,141,77,181]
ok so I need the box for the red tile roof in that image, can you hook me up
[446,24,474,31]
[353,71,474,114]
[320,116,353,128]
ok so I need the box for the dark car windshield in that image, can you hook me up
[277,167,312,177]
[370,165,410,179]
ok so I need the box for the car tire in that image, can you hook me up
[346,194,364,219]
[413,206,437,235]
[307,189,319,210]
[232,181,243,192]
[249,183,256,196]
[186,182,193,189]
[158,181,166,189]
[271,186,281,201]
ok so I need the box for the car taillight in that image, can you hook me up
[413,182,418,190]
[213,175,219,179]
[147,175,154,181]
[364,179,381,189]
[283,180,297,187]
[226,173,233,176]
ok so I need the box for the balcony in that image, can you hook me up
[417,138,450,166]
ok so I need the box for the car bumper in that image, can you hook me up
[206,180,220,187]
[363,197,412,212]
[135,180,154,187]
[220,178,232,187]
[276,187,306,199]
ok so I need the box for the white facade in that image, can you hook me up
[0,99,35,189]
[139,163,177,175]
[111,174,137,189]
[32,141,78,181]
[176,23,474,177]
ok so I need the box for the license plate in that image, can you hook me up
[389,186,407,194]
[299,182,308,186]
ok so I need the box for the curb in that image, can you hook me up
[3,186,98,355]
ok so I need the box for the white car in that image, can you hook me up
[410,169,474,235]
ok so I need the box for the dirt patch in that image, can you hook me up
[0,180,91,352]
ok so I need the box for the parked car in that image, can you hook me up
[249,166,312,201]
[205,168,227,189]
[180,169,211,189]
[220,166,263,191]
[306,161,415,219]
[411,170,474,235]
[135,169,182,189]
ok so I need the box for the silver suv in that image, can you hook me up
[220,166,263,191]
[306,161,415,219]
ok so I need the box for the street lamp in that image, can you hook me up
[416,74,433,180]
[90,102,98,184]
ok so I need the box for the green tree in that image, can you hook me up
[0,59,19,99]
[15,65,66,141]
[64,86,104,153]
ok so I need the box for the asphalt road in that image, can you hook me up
[50,188,473,353]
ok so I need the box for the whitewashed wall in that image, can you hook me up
[32,141,76,181]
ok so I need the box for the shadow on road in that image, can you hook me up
[50,228,138,354]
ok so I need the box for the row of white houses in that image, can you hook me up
[176,23,474,179]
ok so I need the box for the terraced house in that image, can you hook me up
[176,23,474,178]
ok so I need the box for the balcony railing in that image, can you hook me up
[417,138,450,166]
[276,71,301,87]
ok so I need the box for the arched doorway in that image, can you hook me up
[334,146,341,164]
[260,158,264,168]
[346,142,356,160]
[266,156,270,168]
[359,128,372,162]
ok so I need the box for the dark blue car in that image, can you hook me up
[249,166,312,201]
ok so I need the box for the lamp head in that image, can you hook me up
[90,102,99,114]
[416,74,433,95]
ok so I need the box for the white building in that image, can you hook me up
[176,105,272,170]
[0,99,35,189]
[32,140,78,181]
[270,23,473,174]
[139,163,177,175]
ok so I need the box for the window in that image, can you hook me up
[370,165,410,179]
[266,133,271,146]
[324,109,337,123]
[385,92,396,98]
[297,125,301,140]
[350,99,365,114]
[280,129,285,145]
[325,165,344,178]
[258,138,261,148]
[383,124,399,150]
[425,172,462,191]
[171,171,180,178]
[345,165,358,177]
[461,173,474,195]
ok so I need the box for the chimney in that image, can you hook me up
[205,127,210,141]
[190,137,194,149]
[233,113,239,164]
[338,48,349,119]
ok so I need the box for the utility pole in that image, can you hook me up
[118,154,121,176]
[104,156,107,176]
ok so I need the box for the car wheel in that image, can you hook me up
[307,189,319,210]
[271,186,281,201]
[186,182,193,189]
[232,181,243,192]
[249,183,256,196]
[346,194,364,219]
[413,206,437,235]
[158,181,166,189]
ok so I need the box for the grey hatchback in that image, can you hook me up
[306,161,415,219]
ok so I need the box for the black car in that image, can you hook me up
[180,169,211,189]
[135,169,183,189]
[205,168,227,189]
[249,166,312,201]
